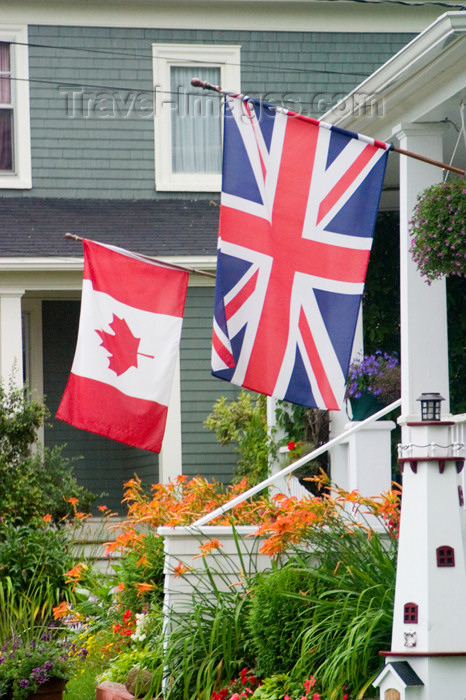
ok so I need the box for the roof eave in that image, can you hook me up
[321,11,466,140]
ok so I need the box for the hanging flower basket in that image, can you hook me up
[409,180,465,283]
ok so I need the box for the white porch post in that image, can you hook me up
[158,351,182,483]
[329,306,364,491]
[0,288,25,387]
[393,123,450,428]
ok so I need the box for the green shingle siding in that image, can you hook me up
[180,286,240,483]
[2,25,416,200]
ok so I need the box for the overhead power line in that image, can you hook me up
[10,41,372,80]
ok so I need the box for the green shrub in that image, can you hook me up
[113,531,165,613]
[248,565,319,677]
[292,524,397,698]
[0,519,74,594]
[204,390,269,484]
[248,489,397,698]
[0,380,95,524]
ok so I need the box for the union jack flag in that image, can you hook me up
[211,96,390,410]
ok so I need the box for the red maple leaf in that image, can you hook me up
[96,314,154,376]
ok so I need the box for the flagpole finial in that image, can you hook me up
[191,77,223,94]
[65,232,82,242]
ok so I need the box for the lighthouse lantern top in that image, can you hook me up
[417,392,445,422]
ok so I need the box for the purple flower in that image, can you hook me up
[19,679,30,689]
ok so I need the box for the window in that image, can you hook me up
[153,44,241,191]
[436,545,455,567]
[403,602,418,624]
[0,25,31,189]
[0,42,13,170]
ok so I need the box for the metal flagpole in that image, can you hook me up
[191,78,466,177]
[64,233,216,279]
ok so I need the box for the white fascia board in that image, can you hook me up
[0,0,455,33]
[0,255,217,276]
[320,12,466,138]
[0,257,85,272]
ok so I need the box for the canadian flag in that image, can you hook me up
[56,239,189,452]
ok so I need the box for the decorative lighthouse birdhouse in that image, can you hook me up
[374,393,466,700]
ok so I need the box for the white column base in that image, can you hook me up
[341,419,396,497]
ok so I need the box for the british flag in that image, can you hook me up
[211,96,390,410]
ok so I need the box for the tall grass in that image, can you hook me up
[164,530,266,700]
[0,576,67,644]
[290,522,397,699]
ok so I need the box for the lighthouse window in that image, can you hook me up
[403,603,418,624]
[436,546,455,567]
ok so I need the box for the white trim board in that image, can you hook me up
[0,0,454,34]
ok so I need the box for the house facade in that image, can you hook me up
[0,0,459,511]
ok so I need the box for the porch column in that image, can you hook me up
[392,123,450,431]
[329,307,364,490]
[0,288,25,386]
[158,352,182,483]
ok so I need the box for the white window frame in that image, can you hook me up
[0,25,31,189]
[153,43,240,192]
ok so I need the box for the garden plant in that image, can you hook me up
[0,380,402,700]
[81,473,401,700]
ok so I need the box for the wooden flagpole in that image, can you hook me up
[64,233,216,279]
[191,78,466,177]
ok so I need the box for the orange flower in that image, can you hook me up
[68,497,79,505]
[53,601,71,619]
[74,511,88,520]
[64,562,87,586]
[53,601,82,623]
[104,529,145,556]
[42,514,52,522]
[173,562,189,578]
[136,554,149,568]
[196,538,223,557]
[135,582,155,597]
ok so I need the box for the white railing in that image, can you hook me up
[191,398,402,527]
[451,413,466,507]
[451,412,466,447]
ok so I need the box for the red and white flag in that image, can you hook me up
[56,239,188,452]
